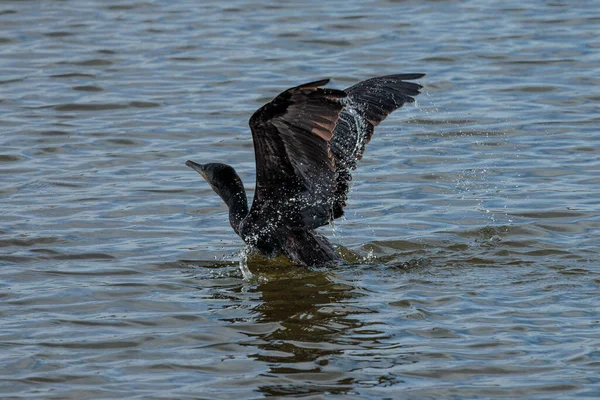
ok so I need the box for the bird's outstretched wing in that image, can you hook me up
[248,79,347,230]
[330,73,425,218]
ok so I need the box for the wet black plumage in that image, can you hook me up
[186,74,424,266]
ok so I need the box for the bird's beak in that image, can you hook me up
[185,160,206,179]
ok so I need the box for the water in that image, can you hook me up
[1,0,599,398]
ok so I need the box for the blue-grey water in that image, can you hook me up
[1,0,599,398]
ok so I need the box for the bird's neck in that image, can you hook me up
[224,187,249,236]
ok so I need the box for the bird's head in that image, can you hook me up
[185,161,240,194]
[186,160,249,235]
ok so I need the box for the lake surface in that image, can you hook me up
[1,0,599,398]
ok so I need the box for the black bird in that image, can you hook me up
[186,74,424,266]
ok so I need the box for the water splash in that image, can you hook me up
[238,245,253,280]
[363,247,375,263]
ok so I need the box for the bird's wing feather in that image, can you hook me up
[330,73,425,218]
[248,79,347,230]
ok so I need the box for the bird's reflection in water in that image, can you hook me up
[183,256,421,396]
[241,259,382,396]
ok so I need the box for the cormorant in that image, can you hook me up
[186,74,424,266]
